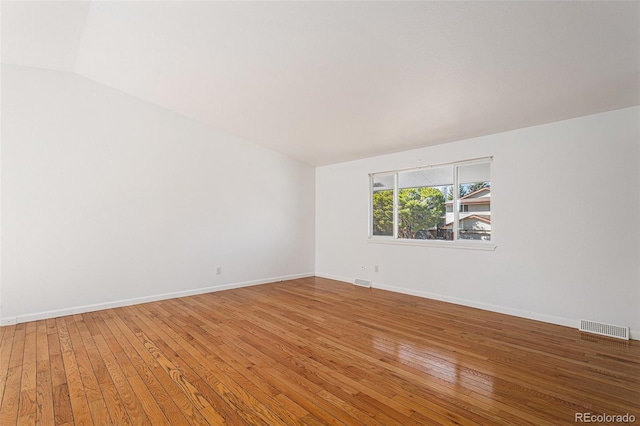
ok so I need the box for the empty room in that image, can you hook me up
[1,1,639,425]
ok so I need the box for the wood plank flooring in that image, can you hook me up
[1,277,639,425]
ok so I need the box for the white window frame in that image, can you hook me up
[368,157,496,251]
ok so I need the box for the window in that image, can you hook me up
[370,158,491,244]
[371,174,394,236]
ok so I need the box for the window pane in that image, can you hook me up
[397,168,452,240]
[372,175,394,236]
[457,163,491,241]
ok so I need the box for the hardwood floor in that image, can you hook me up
[0,277,638,425]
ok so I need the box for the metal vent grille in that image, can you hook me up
[579,319,629,340]
[354,279,372,288]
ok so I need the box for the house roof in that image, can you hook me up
[445,187,490,205]
[3,1,639,166]
[461,187,491,199]
[446,214,491,227]
[446,198,490,206]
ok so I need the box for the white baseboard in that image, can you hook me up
[0,272,314,326]
[314,272,354,285]
[3,272,636,340]
[372,281,579,329]
[315,273,640,340]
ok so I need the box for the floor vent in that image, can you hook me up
[354,279,372,288]
[579,319,629,340]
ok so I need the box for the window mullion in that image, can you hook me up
[453,166,459,241]
[368,174,373,238]
[393,173,399,239]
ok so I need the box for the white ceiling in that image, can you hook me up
[3,1,639,166]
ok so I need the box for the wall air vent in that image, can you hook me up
[354,279,372,288]
[579,319,629,340]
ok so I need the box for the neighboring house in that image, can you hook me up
[444,187,491,240]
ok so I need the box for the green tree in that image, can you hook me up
[447,182,490,200]
[398,187,445,239]
[465,182,490,194]
[446,185,458,200]
[372,190,393,235]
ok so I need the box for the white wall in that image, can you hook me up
[316,106,640,339]
[3,63,638,341]
[1,64,315,324]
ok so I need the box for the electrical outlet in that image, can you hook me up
[374,265,379,273]
[216,266,222,275]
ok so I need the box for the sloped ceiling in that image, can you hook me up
[2,1,639,166]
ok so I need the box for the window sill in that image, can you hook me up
[368,238,497,251]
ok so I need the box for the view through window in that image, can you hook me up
[370,159,491,242]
